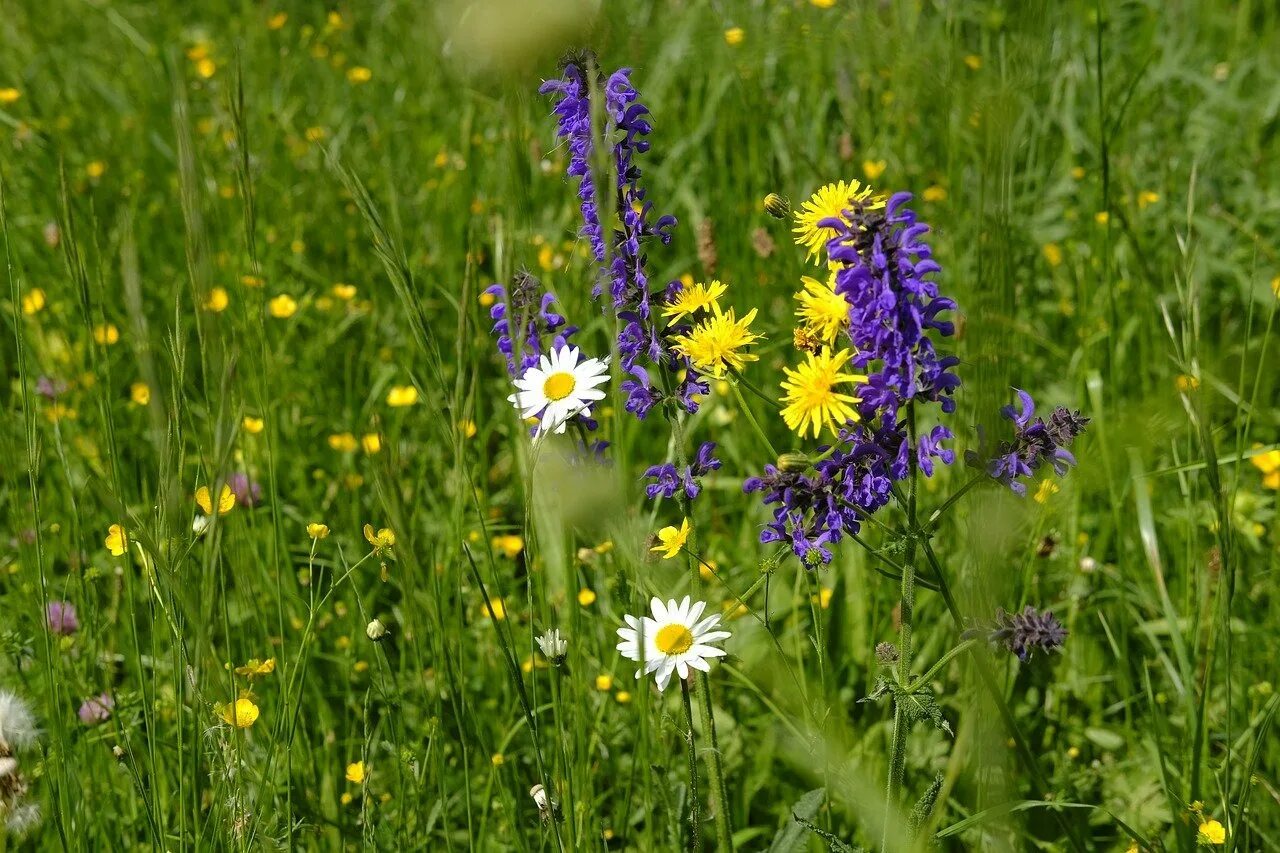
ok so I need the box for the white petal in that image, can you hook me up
[650,597,667,621]
[675,659,688,680]
[688,600,707,624]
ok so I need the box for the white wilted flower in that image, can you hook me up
[1,689,40,838]
[0,691,36,753]
[535,628,568,664]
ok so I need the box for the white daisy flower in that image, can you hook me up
[535,627,568,663]
[616,596,731,691]
[507,345,610,436]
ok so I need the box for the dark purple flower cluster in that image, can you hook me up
[977,605,1068,661]
[966,389,1089,496]
[644,441,720,500]
[484,270,576,377]
[541,61,704,422]
[827,193,961,422]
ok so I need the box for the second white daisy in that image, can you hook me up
[508,344,610,436]
[616,596,731,691]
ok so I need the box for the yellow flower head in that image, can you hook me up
[724,27,745,46]
[1042,243,1064,268]
[266,12,287,29]
[650,518,692,559]
[307,522,330,539]
[204,287,230,312]
[21,288,46,316]
[216,696,259,728]
[862,159,887,181]
[793,180,882,263]
[794,273,848,345]
[196,484,236,515]
[347,66,372,84]
[361,433,382,454]
[242,416,264,434]
[485,597,507,620]
[363,524,396,554]
[1198,819,1226,845]
[93,323,120,345]
[331,283,357,300]
[577,588,597,607]
[345,761,366,784]
[328,432,358,452]
[268,294,297,318]
[922,185,948,203]
[671,307,761,378]
[779,348,866,438]
[105,523,128,557]
[130,382,151,406]
[595,674,613,691]
[234,658,276,678]
[1249,447,1280,475]
[386,385,419,407]
[662,280,727,325]
[0,88,21,105]
[1033,479,1060,504]
[491,534,524,559]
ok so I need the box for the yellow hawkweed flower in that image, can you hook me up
[345,761,366,784]
[861,159,887,181]
[386,385,419,407]
[340,792,354,806]
[196,484,236,515]
[307,522,330,539]
[361,433,382,454]
[615,691,631,704]
[1094,211,1110,225]
[670,306,761,378]
[93,323,119,345]
[650,518,691,559]
[21,288,46,315]
[793,179,881,263]
[1137,190,1160,209]
[794,273,848,345]
[1175,374,1200,392]
[779,348,866,438]
[810,0,836,7]
[363,524,395,554]
[1250,447,1280,489]
[328,432,358,452]
[661,279,727,324]
[234,658,276,678]
[331,283,357,300]
[595,674,613,691]
[268,294,297,318]
[242,416,264,434]
[1197,819,1226,845]
[922,185,948,202]
[347,66,372,83]
[724,27,744,46]
[577,588,597,607]
[130,382,151,406]
[86,160,107,178]
[105,524,128,556]
[1033,479,1060,504]
[491,534,524,559]
[204,287,229,312]
[216,696,259,728]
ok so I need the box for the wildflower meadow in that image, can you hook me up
[3,1,1280,850]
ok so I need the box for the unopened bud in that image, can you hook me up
[366,619,390,642]
[112,745,126,761]
[776,452,809,473]
[763,192,790,219]
[875,642,899,665]
[529,784,549,810]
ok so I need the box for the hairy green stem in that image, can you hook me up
[680,679,703,852]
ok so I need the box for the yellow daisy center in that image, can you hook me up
[543,371,576,401]
[655,624,694,655]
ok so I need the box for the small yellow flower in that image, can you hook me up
[594,674,613,691]
[345,761,366,784]
[780,348,866,437]
[128,382,151,406]
[364,524,396,555]
[0,88,20,105]
[340,792,354,806]
[861,159,887,181]
[234,658,276,678]
[1042,242,1064,268]
[651,518,691,559]
[307,522,330,539]
[1094,211,1110,225]
[670,306,761,378]
[216,697,259,728]
[485,598,507,621]
[1175,374,1200,392]
[328,432,358,452]
[266,11,287,29]
[268,294,297,318]
[331,283,357,300]
[793,179,882,263]
[814,587,834,609]
[490,753,504,767]
[478,290,496,308]
[347,66,372,84]
[196,484,236,515]
[964,54,983,70]
[196,58,216,79]
[105,524,128,556]
[491,534,524,559]
[242,416,264,434]
[922,185,948,203]
[21,288,45,315]
[241,274,265,288]
[93,323,119,345]
[1033,479,1060,504]
[1071,166,1086,180]
[204,286,230,312]
[724,27,745,46]
[386,385,419,407]
[1197,819,1226,845]
[577,588,597,607]
[1250,447,1280,491]
[459,419,478,439]
[86,161,107,179]
[361,433,382,454]
[615,691,632,704]
[794,273,848,346]
[662,280,727,324]
[810,0,836,7]
[1137,190,1160,209]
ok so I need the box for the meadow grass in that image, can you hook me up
[1,0,1279,849]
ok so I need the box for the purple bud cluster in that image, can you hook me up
[483,271,576,377]
[977,605,1068,661]
[644,441,721,500]
[966,389,1089,496]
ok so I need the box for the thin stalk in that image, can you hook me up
[729,379,781,460]
[680,679,703,853]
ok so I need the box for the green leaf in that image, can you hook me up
[862,676,954,737]
[768,788,826,853]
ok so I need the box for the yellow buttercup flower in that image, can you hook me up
[861,159,887,181]
[345,761,366,784]
[130,382,151,406]
[1251,446,1280,489]
[485,598,507,620]
[459,419,478,438]
[234,658,276,678]
[922,185,948,203]
[779,348,866,438]
[963,54,983,71]
[86,160,107,179]
[577,588,597,607]
[363,524,395,555]
[724,27,744,46]
[204,287,229,312]
[491,534,524,559]
[361,433,382,454]
[216,696,259,728]
[242,416,264,434]
[307,522,330,539]
[386,385,419,407]
[1042,243,1063,268]
[21,288,46,315]
[793,180,882,263]
[1197,819,1226,845]
[328,432,358,452]
[331,283,357,300]
[347,66,372,84]
[662,280,727,325]
[1137,190,1160,209]
[594,674,613,691]
[105,524,128,556]
[794,273,848,345]
[196,484,236,515]
[268,294,297,318]
[651,518,691,559]
[0,88,21,105]
[671,306,761,378]
[266,11,287,29]
[93,323,119,345]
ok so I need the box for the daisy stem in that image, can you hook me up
[679,678,704,851]
[728,378,781,460]
[883,403,920,849]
